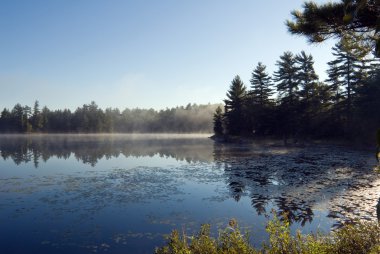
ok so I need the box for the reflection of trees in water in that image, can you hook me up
[275,197,313,226]
[0,135,214,167]
[213,142,376,225]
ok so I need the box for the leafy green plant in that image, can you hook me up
[155,216,380,254]
[155,223,257,254]
[326,221,380,254]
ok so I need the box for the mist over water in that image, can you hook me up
[0,134,378,253]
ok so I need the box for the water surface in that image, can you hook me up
[0,134,378,253]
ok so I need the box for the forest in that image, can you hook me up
[0,102,220,133]
[214,36,380,143]
[213,0,380,144]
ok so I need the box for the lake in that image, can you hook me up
[0,134,379,253]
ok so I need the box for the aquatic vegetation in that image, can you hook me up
[155,216,380,254]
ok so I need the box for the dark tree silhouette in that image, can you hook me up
[295,51,320,137]
[248,62,275,135]
[31,100,43,132]
[250,62,274,106]
[213,106,224,136]
[224,76,247,135]
[0,108,11,132]
[295,51,319,101]
[325,39,375,134]
[0,102,220,134]
[274,52,299,103]
[274,52,300,141]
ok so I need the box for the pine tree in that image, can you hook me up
[249,62,273,106]
[213,106,224,136]
[274,52,299,103]
[326,39,372,126]
[31,100,43,131]
[224,75,247,135]
[274,52,299,141]
[41,106,50,131]
[248,62,274,135]
[23,106,32,132]
[287,0,379,56]
[11,103,24,132]
[295,51,319,101]
[353,71,380,142]
[0,108,11,132]
[326,61,345,105]
[295,51,320,137]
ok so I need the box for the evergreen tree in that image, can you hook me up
[41,106,50,131]
[250,62,273,106]
[326,39,372,127]
[353,71,380,141]
[295,51,319,101]
[324,34,377,137]
[287,0,379,56]
[326,62,345,105]
[274,52,299,103]
[274,52,299,141]
[325,59,347,137]
[22,106,32,132]
[248,62,274,135]
[0,108,11,132]
[224,76,247,135]
[330,42,356,119]
[31,100,43,131]
[10,104,24,132]
[213,106,224,136]
[295,51,320,137]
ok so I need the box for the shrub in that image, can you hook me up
[155,216,380,254]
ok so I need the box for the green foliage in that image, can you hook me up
[286,0,379,56]
[155,224,257,254]
[155,217,380,254]
[325,221,380,254]
[264,214,329,254]
[190,225,219,254]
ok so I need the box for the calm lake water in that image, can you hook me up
[0,134,379,254]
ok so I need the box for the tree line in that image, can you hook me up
[0,101,220,133]
[214,37,380,142]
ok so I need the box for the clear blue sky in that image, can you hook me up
[0,0,336,111]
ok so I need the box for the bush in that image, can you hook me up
[155,223,257,254]
[155,215,380,254]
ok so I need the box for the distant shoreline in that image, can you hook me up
[0,132,213,138]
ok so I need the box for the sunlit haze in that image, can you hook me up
[0,0,335,110]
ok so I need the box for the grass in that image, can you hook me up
[155,214,380,254]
